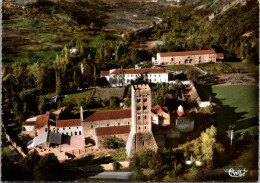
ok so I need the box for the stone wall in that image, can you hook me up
[5,133,26,157]
[130,132,158,154]
[174,117,195,133]
[159,54,217,66]
[158,112,170,125]
[83,118,131,138]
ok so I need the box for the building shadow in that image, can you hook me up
[61,135,71,145]
[58,154,113,181]
[195,84,258,169]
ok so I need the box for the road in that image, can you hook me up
[89,171,134,180]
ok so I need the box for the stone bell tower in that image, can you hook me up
[126,84,158,156]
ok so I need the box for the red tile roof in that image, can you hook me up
[152,105,169,114]
[84,109,131,122]
[56,119,82,128]
[173,110,190,117]
[159,50,216,57]
[101,71,110,77]
[111,68,165,75]
[216,53,224,59]
[96,125,131,136]
[23,121,35,126]
[35,113,50,129]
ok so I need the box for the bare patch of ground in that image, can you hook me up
[196,73,257,85]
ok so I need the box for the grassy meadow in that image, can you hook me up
[197,62,259,74]
[196,84,258,136]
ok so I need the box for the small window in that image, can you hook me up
[145,126,146,129]
[45,128,47,132]
[79,131,81,135]
[69,127,71,129]
[138,116,141,120]
[77,127,78,129]
[139,127,141,130]
[137,99,141,103]
[71,132,73,136]
[143,106,147,110]
[143,98,147,103]
[107,124,109,127]
[137,106,141,110]
[144,115,146,119]
[91,125,94,128]
[143,141,145,146]
[75,132,77,135]
[118,123,120,126]
[63,127,65,130]
[128,122,130,125]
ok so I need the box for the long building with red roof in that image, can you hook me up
[56,119,83,136]
[152,49,224,66]
[83,109,132,138]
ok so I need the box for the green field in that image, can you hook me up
[3,20,47,29]
[197,62,259,74]
[165,65,203,74]
[63,89,96,107]
[196,85,258,136]
[3,48,62,66]
[30,33,62,43]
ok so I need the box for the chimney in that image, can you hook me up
[80,106,84,122]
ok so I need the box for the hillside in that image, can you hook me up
[143,0,258,63]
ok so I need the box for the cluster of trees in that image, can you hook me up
[2,150,61,181]
[130,148,185,181]
[174,125,225,169]
[150,0,258,63]
[94,33,150,71]
[130,126,225,181]
[152,83,184,110]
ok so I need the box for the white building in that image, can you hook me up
[56,119,83,136]
[23,122,36,132]
[22,115,40,132]
[101,68,168,87]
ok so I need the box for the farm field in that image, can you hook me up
[63,89,96,108]
[196,84,258,136]
[196,62,259,75]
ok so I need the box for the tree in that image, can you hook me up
[130,155,141,171]
[109,97,119,107]
[104,138,119,149]
[21,150,41,173]
[113,161,122,171]
[148,152,163,170]
[200,125,216,163]
[1,154,25,181]
[33,153,61,181]
[90,22,95,29]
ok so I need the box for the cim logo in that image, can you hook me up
[224,168,248,177]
